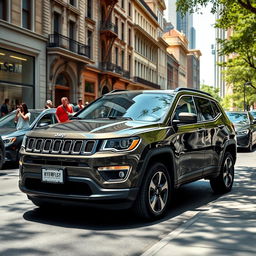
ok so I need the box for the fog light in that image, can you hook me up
[97,165,130,182]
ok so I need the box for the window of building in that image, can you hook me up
[84,81,95,103]
[22,0,32,30]
[121,0,124,9]
[69,0,76,6]
[128,2,131,17]
[69,20,76,40]
[115,17,119,36]
[0,0,7,21]
[87,0,92,18]
[87,30,93,58]
[128,28,131,46]
[121,22,124,41]
[128,55,131,72]
[121,50,124,68]
[115,47,118,65]
[53,12,61,34]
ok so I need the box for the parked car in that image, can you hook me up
[0,136,5,169]
[226,111,256,151]
[19,88,236,220]
[250,110,256,120]
[0,108,57,162]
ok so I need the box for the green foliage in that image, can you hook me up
[200,84,222,102]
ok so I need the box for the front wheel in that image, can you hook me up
[133,162,172,220]
[0,147,4,170]
[247,136,253,152]
[210,152,234,194]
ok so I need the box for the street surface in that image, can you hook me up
[0,148,255,256]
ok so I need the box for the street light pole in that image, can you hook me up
[244,81,254,111]
[244,82,246,111]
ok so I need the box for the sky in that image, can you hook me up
[193,6,216,87]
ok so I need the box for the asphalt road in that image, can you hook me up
[0,148,255,256]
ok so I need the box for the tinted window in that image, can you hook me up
[194,97,215,121]
[211,101,221,117]
[174,96,196,120]
[77,92,174,122]
[226,112,249,124]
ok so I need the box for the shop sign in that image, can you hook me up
[0,62,22,73]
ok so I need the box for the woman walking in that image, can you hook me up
[15,103,31,130]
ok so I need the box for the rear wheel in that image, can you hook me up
[210,152,234,193]
[133,162,172,220]
[247,136,253,152]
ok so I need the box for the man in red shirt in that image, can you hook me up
[56,97,73,123]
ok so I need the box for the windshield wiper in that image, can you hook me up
[107,116,133,120]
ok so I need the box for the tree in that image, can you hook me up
[200,84,222,103]
[176,0,256,15]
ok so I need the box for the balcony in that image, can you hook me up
[133,77,160,89]
[100,62,130,79]
[48,34,91,59]
[100,21,118,35]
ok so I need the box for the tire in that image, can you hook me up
[0,147,4,170]
[210,152,234,194]
[133,162,172,220]
[247,136,253,152]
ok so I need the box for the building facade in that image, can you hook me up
[0,0,47,109]
[187,49,201,89]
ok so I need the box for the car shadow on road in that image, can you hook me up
[22,179,220,230]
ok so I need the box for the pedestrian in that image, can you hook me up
[74,99,84,112]
[1,98,10,117]
[45,100,53,109]
[55,97,73,123]
[14,103,31,130]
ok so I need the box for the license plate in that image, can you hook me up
[42,168,64,184]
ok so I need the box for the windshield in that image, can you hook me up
[0,111,41,129]
[226,112,249,124]
[76,92,174,122]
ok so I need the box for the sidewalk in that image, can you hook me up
[142,155,256,256]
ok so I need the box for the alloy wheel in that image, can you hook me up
[148,171,169,214]
[223,156,234,188]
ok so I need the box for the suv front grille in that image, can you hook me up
[26,138,97,155]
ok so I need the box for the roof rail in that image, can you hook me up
[174,87,212,97]
[107,89,127,94]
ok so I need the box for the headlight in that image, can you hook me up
[21,135,27,148]
[101,137,140,151]
[2,136,17,147]
[237,129,249,135]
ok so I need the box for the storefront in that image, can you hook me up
[0,48,35,109]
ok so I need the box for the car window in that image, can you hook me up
[194,97,215,121]
[226,112,249,124]
[211,101,221,118]
[37,113,55,127]
[174,96,197,120]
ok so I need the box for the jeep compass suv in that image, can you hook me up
[19,88,236,219]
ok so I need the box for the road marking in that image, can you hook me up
[141,212,202,256]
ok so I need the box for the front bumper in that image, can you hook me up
[236,134,250,148]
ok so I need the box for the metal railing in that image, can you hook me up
[100,21,118,34]
[100,62,130,79]
[48,33,91,58]
[133,76,160,89]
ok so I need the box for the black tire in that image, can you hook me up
[210,152,234,194]
[247,136,253,152]
[0,147,4,170]
[133,162,172,220]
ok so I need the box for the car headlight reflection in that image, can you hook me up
[2,136,17,147]
[237,129,249,135]
[101,137,140,151]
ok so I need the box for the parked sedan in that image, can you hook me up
[0,136,5,169]
[250,110,256,120]
[226,111,256,151]
[0,108,57,162]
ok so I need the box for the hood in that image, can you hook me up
[0,127,29,138]
[27,119,160,139]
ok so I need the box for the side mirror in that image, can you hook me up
[37,122,50,128]
[173,112,197,125]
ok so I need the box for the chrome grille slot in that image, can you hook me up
[82,140,96,154]
[34,139,43,153]
[51,139,62,153]
[26,138,35,152]
[43,139,52,153]
[71,140,83,154]
[61,140,73,154]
